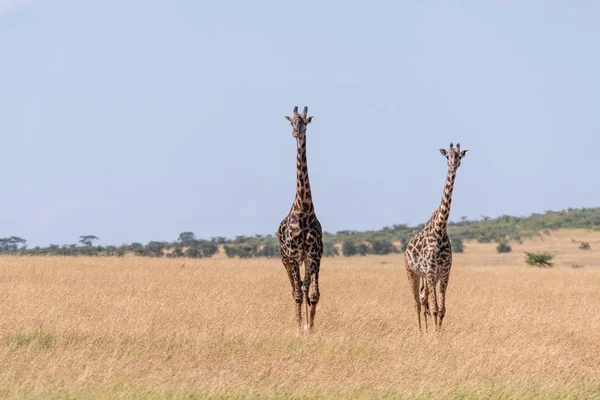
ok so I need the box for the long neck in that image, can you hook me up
[435,168,457,235]
[292,135,313,212]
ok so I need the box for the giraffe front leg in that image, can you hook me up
[426,266,439,331]
[437,269,450,329]
[305,258,321,332]
[302,267,310,331]
[288,260,303,331]
[281,255,303,331]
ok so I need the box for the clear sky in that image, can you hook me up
[1,1,599,246]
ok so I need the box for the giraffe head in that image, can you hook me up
[284,106,314,138]
[440,143,469,172]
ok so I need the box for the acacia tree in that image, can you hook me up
[79,235,99,247]
[178,232,196,245]
[0,237,27,252]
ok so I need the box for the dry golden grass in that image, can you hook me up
[1,229,600,399]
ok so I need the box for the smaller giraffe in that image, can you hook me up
[405,143,469,332]
[278,106,323,332]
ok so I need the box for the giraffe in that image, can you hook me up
[278,106,323,332]
[404,142,469,332]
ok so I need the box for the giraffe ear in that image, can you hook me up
[284,116,292,123]
[440,149,447,156]
[460,150,469,157]
[307,116,314,124]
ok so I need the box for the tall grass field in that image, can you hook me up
[1,229,599,399]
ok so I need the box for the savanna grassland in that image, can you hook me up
[1,229,599,399]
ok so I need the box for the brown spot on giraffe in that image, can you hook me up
[278,106,323,332]
[405,142,469,332]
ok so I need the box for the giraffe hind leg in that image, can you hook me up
[407,269,422,332]
[420,278,429,332]
[420,277,431,316]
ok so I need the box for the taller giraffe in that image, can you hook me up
[405,143,469,332]
[278,106,323,332]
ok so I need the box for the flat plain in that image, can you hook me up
[1,229,599,399]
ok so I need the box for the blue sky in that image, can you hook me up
[1,1,599,246]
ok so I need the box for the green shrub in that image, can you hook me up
[200,241,219,257]
[185,247,202,258]
[370,239,396,255]
[167,248,185,258]
[578,241,591,250]
[223,245,237,258]
[237,244,255,258]
[357,243,369,256]
[451,238,464,253]
[323,241,339,257]
[257,241,279,258]
[525,252,553,267]
[496,242,512,253]
[399,239,409,253]
[342,240,357,257]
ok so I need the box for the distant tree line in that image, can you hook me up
[0,233,221,258]
[1,207,599,258]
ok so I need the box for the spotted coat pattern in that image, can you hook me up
[405,143,468,332]
[278,106,323,332]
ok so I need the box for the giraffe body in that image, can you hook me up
[278,106,323,332]
[405,143,468,332]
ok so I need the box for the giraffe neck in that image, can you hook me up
[434,168,457,236]
[292,135,313,213]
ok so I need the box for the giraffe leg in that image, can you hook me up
[432,285,438,330]
[438,269,450,329]
[426,266,439,331]
[420,278,429,332]
[281,254,295,293]
[302,264,310,331]
[420,278,431,318]
[293,262,304,331]
[406,269,421,332]
[306,258,321,332]
[282,257,303,331]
